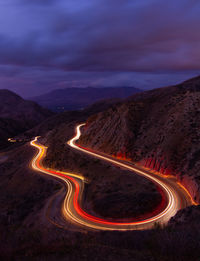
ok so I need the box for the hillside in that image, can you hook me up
[1,82,200,260]
[0,89,53,149]
[31,87,141,112]
[78,76,200,204]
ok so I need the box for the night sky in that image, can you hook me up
[0,0,199,97]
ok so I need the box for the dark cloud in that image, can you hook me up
[19,0,56,6]
[0,0,199,95]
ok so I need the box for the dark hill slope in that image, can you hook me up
[79,76,200,203]
[0,89,53,149]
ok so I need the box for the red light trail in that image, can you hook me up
[30,124,194,230]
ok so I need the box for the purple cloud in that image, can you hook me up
[0,0,199,96]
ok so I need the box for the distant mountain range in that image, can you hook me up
[0,89,53,149]
[30,87,141,112]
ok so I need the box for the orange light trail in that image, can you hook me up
[30,124,194,230]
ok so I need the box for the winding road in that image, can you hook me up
[30,123,195,231]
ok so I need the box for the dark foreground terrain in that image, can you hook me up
[0,139,200,261]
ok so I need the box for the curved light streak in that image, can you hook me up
[30,124,193,231]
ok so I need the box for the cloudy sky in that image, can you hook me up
[0,0,199,97]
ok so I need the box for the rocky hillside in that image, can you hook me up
[31,87,141,112]
[0,89,53,149]
[79,76,200,203]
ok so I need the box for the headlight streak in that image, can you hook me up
[30,124,194,231]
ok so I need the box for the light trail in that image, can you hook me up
[30,124,194,231]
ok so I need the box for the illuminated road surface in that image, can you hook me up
[30,124,195,231]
